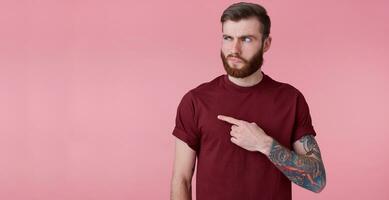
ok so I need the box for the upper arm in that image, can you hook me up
[172,138,197,183]
[293,135,323,161]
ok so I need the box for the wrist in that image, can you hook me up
[258,136,274,156]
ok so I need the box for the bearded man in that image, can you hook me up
[170,2,326,200]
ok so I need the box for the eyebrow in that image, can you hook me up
[222,34,258,40]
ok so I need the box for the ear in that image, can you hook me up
[263,36,272,52]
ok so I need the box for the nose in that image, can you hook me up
[231,39,241,55]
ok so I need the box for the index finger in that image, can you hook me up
[217,115,243,126]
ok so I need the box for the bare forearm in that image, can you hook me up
[266,139,326,193]
[170,179,192,200]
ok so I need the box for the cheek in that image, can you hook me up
[221,43,230,52]
[221,40,239,52]
[221,46,229,56]
[245,46,260,56]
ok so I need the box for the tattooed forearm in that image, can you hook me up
[299,135,322,160]
[267,136,326,193]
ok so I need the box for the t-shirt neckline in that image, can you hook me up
[222,71,269,93]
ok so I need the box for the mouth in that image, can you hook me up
[228,57,243,63]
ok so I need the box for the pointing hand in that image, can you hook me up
[217,115,274,155]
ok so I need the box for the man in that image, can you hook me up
[170,2,326,200]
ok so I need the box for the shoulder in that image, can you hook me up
[178,75,224,103]
[187,75,224,97]
[266,75,304,99]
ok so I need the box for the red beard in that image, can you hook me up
[220,46,264,78]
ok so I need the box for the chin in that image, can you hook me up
[229,63,243,69]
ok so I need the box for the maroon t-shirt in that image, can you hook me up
[172,71,316,200]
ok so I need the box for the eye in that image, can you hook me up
[223,36,232,41]
[242,37,252,42]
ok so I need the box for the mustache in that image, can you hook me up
[226,54,247,62]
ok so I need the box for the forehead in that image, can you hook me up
[222,17,262,37]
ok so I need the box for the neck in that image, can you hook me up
[227,69,263,87]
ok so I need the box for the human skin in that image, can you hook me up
[171,17,326,200]
[221,17,272,87]
[219,17,326,193]
[217,115,326,193]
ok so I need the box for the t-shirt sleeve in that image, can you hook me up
[172,91,200,152]
[292,91,317,143]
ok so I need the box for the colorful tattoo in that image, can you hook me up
[267,135,326,193]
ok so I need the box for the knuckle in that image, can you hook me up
[250,122,258,128]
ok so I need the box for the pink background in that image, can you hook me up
[1,0,388,199]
